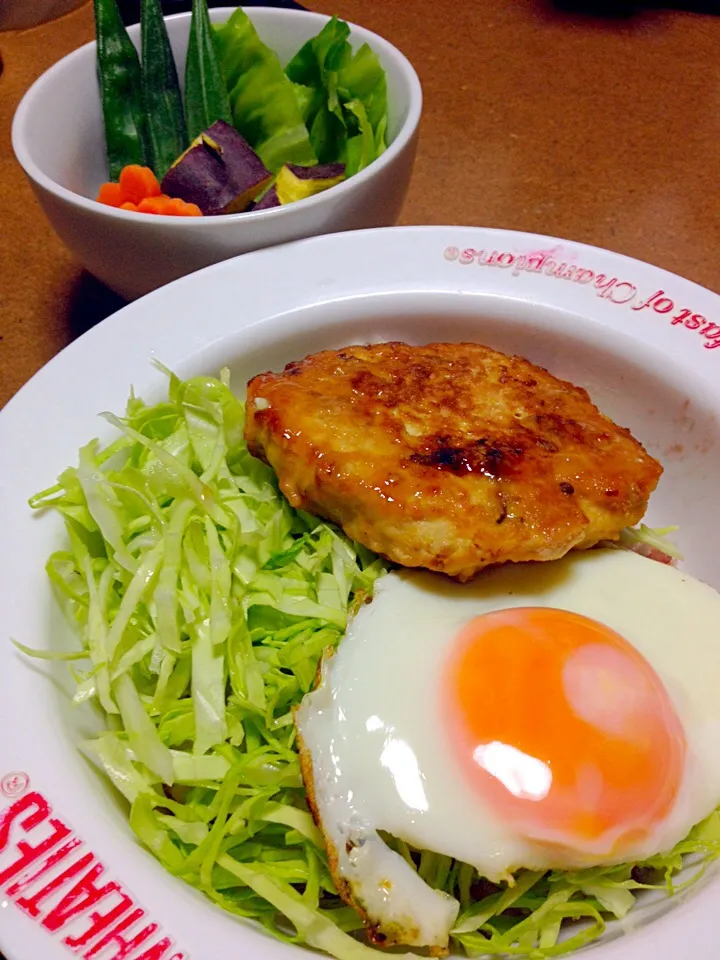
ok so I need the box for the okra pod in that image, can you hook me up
[93,0,148,179]
[141,0,188,179]
[184,0,233,142]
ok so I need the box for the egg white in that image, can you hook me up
[295,549,720,949]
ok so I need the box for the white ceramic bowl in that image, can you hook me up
[11,6,422,300]
[1,226,720,960]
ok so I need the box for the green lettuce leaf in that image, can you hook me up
[285,17,388,171]
[212,11,389,177]
[338,42,387,133]
[285,18,351,164]
[214,7,317,171]
[344,100,375,179]
[339,46,388,175]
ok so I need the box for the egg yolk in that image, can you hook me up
[444,608,686,856]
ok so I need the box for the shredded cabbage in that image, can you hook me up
[617,524,683,561]
[24,368,719,959]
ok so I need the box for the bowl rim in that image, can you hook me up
[11,5,423,226]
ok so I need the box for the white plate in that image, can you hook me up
[2,225,720,960]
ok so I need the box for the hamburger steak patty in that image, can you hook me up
[244,342,662,580]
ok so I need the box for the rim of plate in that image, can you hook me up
[1,225,720,960]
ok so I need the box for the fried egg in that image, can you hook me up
[294,549,720,951]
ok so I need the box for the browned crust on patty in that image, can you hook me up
[245,342,663,581]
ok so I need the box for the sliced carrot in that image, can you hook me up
[137,195,203,217]
[137,195,174,214]
[167,197,203,217]
[97,166,204,217]
[97,174,205,217]
[119,164,162,204]
[96,182,125,207]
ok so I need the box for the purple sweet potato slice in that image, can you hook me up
[285,163,345,180]
[161,119,272,215]
[251,185,281,210]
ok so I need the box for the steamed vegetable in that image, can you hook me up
[344,100,379,178]
[184,0,233,141]
[93,0,148,179]
[96,164,203,216]
[285,17,388,175]
[92,0,390,214]
[24,368,720,960]
[252,185,281,210]
[96,181,125,206]
[285,18,351,165]
[125,195,202,216]
[338,45,389,176]
[214,7,318,172]
[275,162,345,204]
[119,163,161,203]
[140,0,188,179]
[97,163,160,206]
[161,120,272,215]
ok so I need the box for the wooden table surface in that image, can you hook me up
[2,0,720,410]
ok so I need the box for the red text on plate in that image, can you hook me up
[443,245,720,353]
[0,788,185,960]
